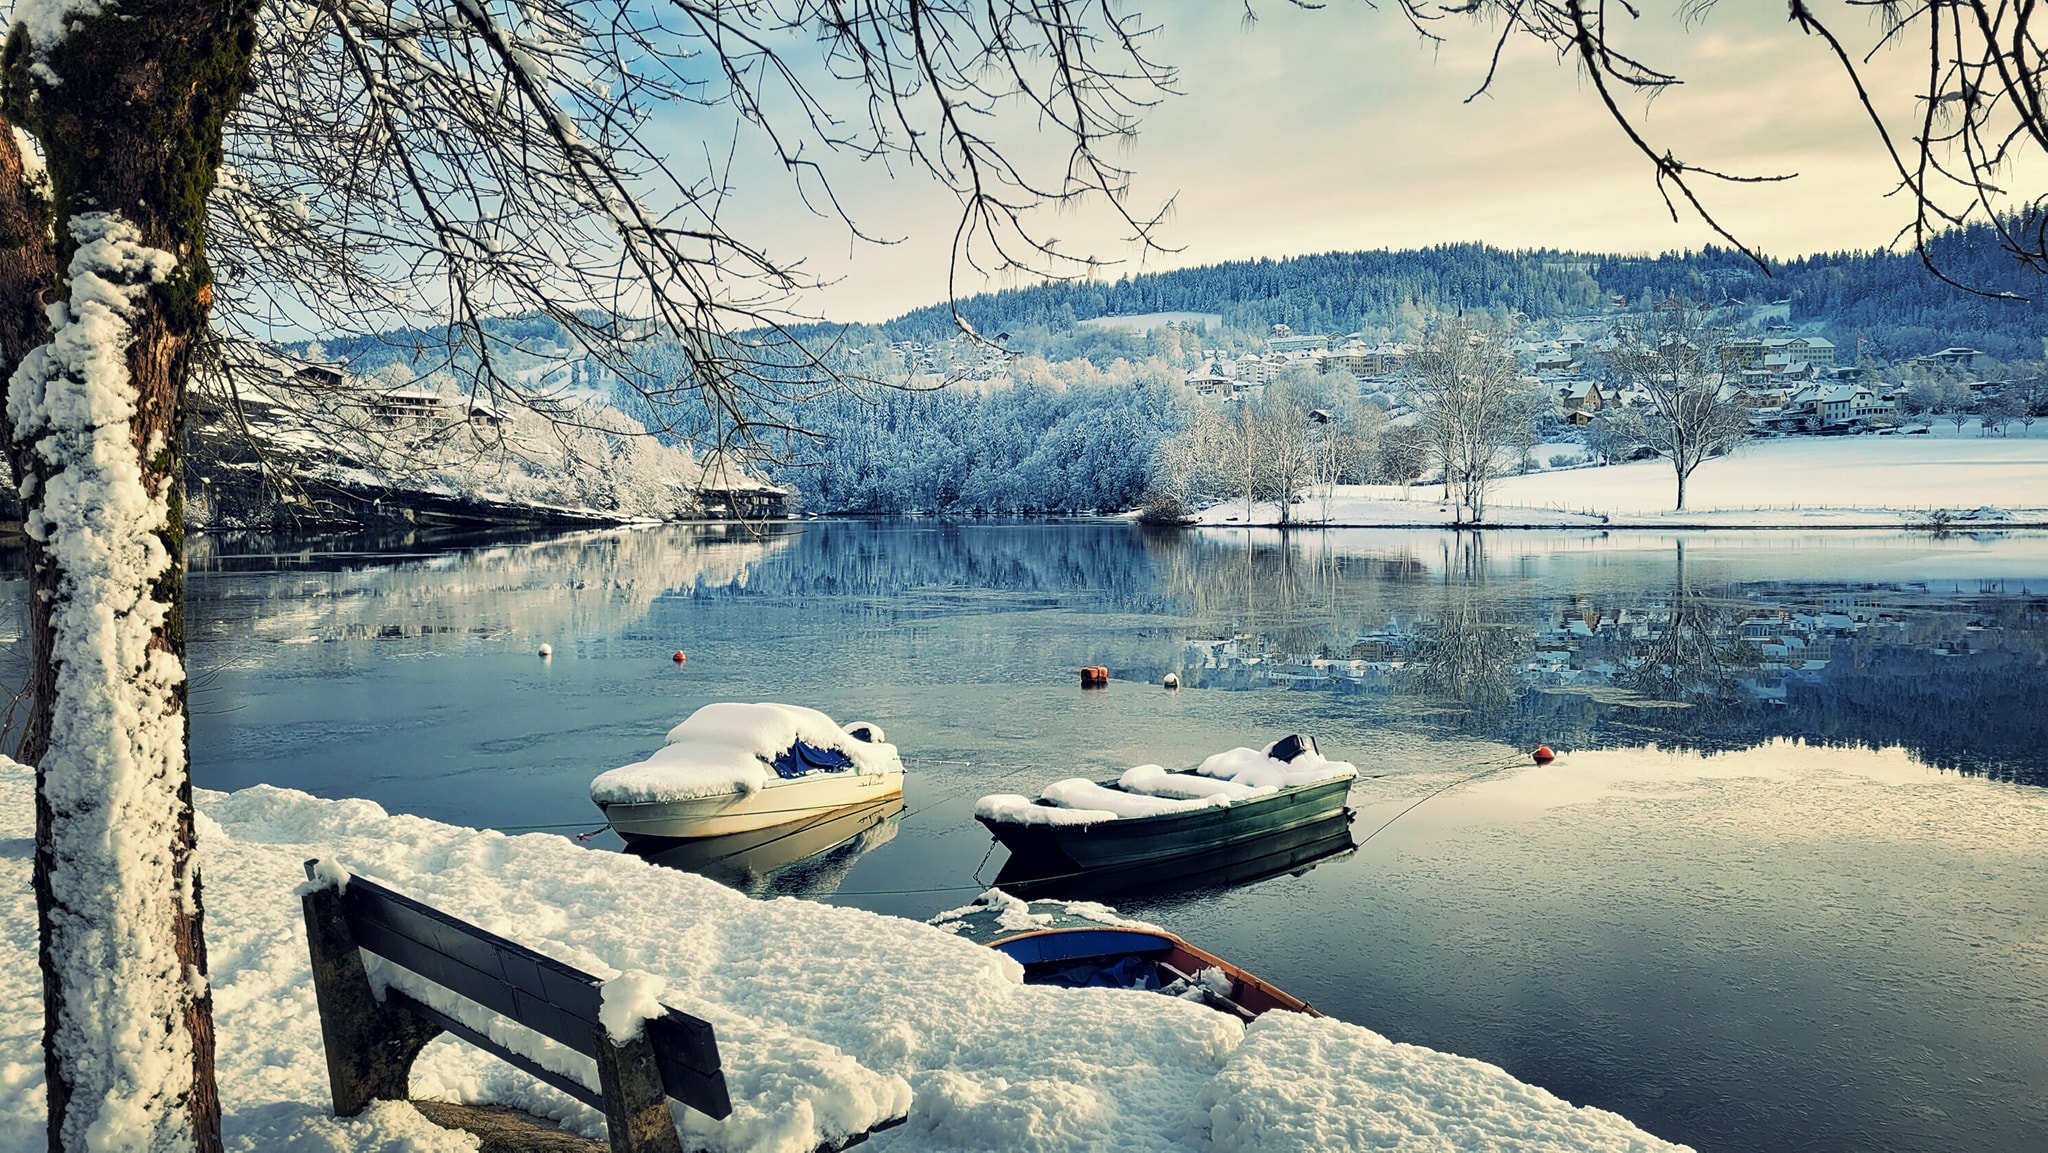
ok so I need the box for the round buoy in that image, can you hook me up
[537,643,552,658]
[1532,745,1555,764]
[672,651,687,663]
[1162,672,1180,689]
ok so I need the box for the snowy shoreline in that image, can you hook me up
[1191,434,2048,531]
[0,757,1688,1152]
[1192,508,2048,530]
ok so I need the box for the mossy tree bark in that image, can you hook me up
[1,0,258,1148]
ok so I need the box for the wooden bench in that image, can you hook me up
[299,859,729,1153]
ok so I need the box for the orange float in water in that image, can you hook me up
[672,651,688,663]
[1080,666,1109,687]
[1532,745,1555,764]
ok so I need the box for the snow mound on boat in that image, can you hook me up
[591,702,901,804]
[976,778,1231,828]
[977,745,1344,828]
[1119,763,1276,801]
[929,889,1165,934]
[974,793,1120,827]
[1197,742,1357,789]
[1198,1011,1680,1152]
[1041,778,1232,818]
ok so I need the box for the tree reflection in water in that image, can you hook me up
[171,521,2048,787]
[1153,529,2048,787]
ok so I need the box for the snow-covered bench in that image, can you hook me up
[298,859,732,1153]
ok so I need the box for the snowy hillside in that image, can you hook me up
[186,356,729,528]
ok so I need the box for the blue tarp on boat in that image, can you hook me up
[770,739,855,779]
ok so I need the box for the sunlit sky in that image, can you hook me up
[702,3,1954,325]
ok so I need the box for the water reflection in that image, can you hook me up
[171,522,2048,790]
[152,520,2048,1153]
[1171,532,2048,785]
[991,810,1357,902]
[630,797,902,899]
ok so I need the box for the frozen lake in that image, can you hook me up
[47,521,2046,1152]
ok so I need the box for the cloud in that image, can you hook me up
[683,2,1998,323]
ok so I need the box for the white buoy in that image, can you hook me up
[537,644,553,658]
[1162,672,1180,689]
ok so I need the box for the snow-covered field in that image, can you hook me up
[0,758,1685,1151]
[1198,433,2048,528]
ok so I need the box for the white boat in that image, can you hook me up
[591,703,903,843]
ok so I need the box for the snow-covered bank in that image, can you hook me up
[1196,435,2048,528]
[0,758,1686,1151]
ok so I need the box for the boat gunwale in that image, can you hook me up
[599,767,905,814]
[977,769,1354,832]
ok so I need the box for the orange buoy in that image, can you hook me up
[672,651,688,663]
[1081,665,1108,687]
[1532,745,1555,764]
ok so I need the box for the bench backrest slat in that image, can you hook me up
[342,874,722,1077]
[324,869,729,1120]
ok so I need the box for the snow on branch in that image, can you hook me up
[204,0,1175,460]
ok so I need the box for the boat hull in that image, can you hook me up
[601,769,903,842]
[979,774,1354,871]
[993,809,1355,901]
[941,902,1319,1018]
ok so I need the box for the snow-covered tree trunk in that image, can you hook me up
[2,1,255,1147]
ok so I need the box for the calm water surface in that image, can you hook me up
[112,522,2048,1151]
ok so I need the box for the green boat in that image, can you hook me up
[974,735,1358,874]
[991,808,1355,901]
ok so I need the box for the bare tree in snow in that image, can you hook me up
[1603,305,1751,511]
[1374,423,1430,498]
[1406,319,1545,523]
[0,1,1172,1146]
[1259,392,1318,526]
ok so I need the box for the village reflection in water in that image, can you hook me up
[1162,532,2048,786]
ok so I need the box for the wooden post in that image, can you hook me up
[300,873,443,1115]
[591,1024,685,1153]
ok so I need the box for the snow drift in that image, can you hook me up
[0,757,1687,1152]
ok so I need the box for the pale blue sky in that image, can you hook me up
[699,3,1951,324]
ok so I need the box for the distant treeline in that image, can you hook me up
[775,380,1182,515]
[869,223,2048,362]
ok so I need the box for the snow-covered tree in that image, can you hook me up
[1604,307,1751,511]
[1407,319,1544,523]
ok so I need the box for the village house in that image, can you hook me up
[695,450,792,519]
[1923,347,1983,370]
[366,388,449,423]
[1557,380,1605,424]
[1265,323,1330,356]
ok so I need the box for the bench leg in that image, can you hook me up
[301,886,444,1115]
[593,1025,685,1153]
